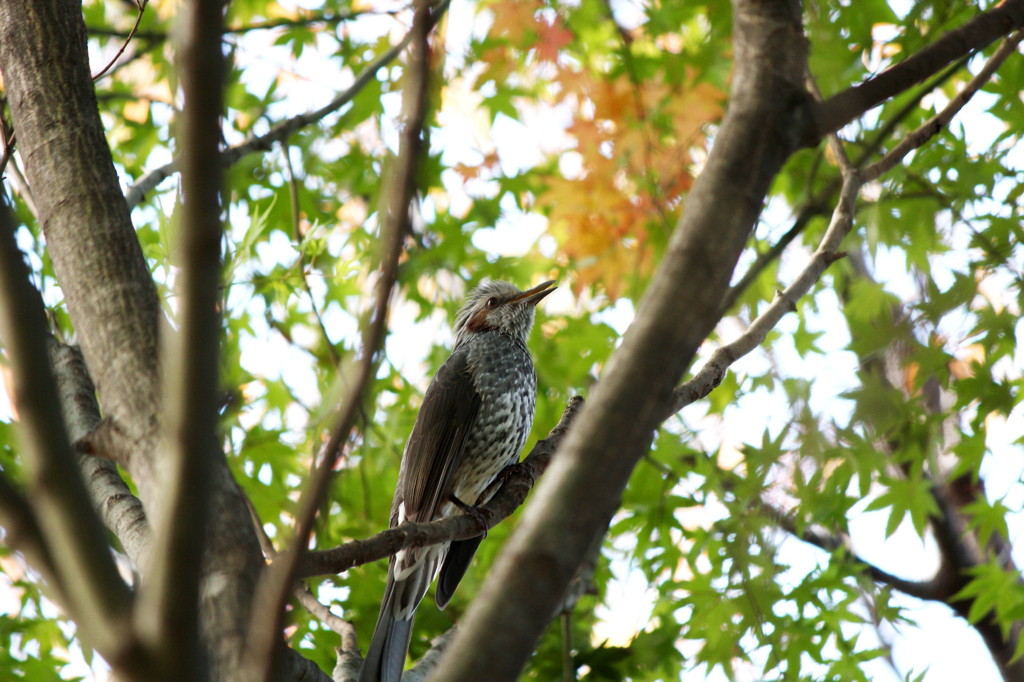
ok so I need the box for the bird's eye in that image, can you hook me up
[485,297,499,308]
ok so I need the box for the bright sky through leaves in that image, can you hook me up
[2,0,1024,680]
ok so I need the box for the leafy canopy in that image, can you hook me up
[1,0,1023,680]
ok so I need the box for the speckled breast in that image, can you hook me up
[454,331,537,504]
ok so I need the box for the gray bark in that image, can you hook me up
[429,1,812,679]
[0,2,270,679]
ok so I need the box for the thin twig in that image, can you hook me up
[854,584,902,680]
[760,501,942,599]
[863,30,1024,182]
[0,103,15,178]
[281,139,341,367]
[719,205,828,314]
[223,10,390,35]
[667,168,861,418]
[92,0,148,81]
[402,629,457,682]
[124,0,451,210]
[294,584,357,641]
[560,612,574,682]
[87,9,380,41]
[807,76,854,173]
[599,0,671,227]
[676,35,1018,417]
[242,4,436,678]
[4,157,36,218]
[242,486,277,560]
[721,53,969,315]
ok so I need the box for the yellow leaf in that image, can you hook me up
[264,2,300,20]
[122,98,150,124]
[486,0,543,45]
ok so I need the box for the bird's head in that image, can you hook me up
[453,279,556,347]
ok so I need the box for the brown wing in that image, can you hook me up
[394,347,481,526]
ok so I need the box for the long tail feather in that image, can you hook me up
[435,534,483,609]
[359,551,442,682]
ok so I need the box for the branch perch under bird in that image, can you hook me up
[357,279,557,682]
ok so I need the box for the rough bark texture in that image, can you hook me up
[2,0,1023,679]
[0,0,162,481]
[50,342,152,569]
[0,2,266,680]
[429,2,812,680]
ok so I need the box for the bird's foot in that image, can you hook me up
[449,494,489,535]
[477,460,533,505]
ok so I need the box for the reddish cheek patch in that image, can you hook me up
[466,308,494,332]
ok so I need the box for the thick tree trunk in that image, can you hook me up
[0,2,268,679]
[429,1,813,679]
[0,0,161,469]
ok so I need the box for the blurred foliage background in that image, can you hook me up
[2,0,1023,680]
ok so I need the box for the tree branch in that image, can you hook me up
[3,156,37,220]
[926,483,1024,681]
[133,0,227,677]
[763,501,947,600]
[91,0,147,81]
[674,25,1020,419]
[814,0,1024,137]
[123,0,451,210]
[246,494,361,676]
[48,342,152,570]
[0,190,136,663]
[297,396,584,578]
[87,9,374,41]
[332,624,365,682]
[280,140,341,368]
[243,4,438,678]
[403,630,456,682]
[722,49,973,315]
[863,29,1024,182]
[837,244,1024,681]
[0,103,14,178]
[816,36,1024,674]
[0,473,65,602]
[430,2,812,679]
[665,136,860,419]
[718,202,828,314]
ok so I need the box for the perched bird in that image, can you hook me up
[358,279,556,682]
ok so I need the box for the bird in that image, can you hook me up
[358,278,556,682]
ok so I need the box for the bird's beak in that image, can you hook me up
[510,279,556,306]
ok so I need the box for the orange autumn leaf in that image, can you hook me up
[535,17,574,63]
[473,1,725,299]
[454,163,483,182]
[122,98,151,124]
[535,66,724,297]
[486,0,543,45]
[903,361,919,394]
